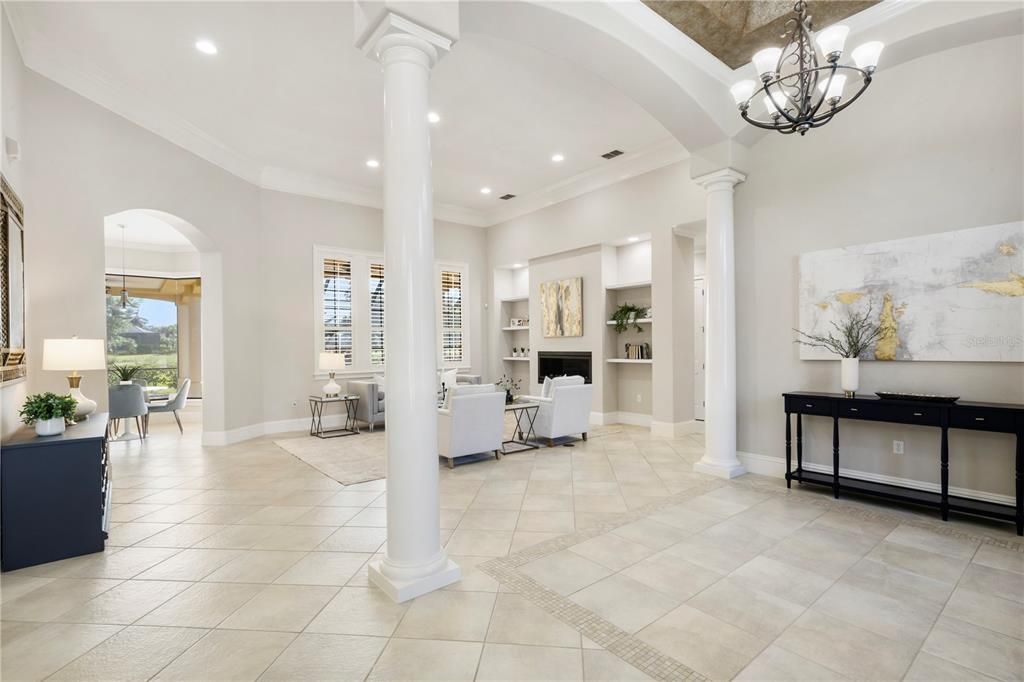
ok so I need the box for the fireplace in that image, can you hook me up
[537,351,592,384]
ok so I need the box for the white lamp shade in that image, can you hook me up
[730,80,756,105]
[319,352,347,371]
[42,338,106,371]
[818,73,847,101]
[815,24,849,57]
[852,41,884,70]
[763,89,789,114]
[752,47,782,78]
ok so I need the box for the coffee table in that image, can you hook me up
[308,395,360,439]
[502,401,540,454]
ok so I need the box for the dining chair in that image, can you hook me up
[144,378,191,434]
[108,384,148,440]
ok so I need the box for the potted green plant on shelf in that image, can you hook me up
[794,305,882,397]
[610,303,649,333]
[19,392,78,436]
[108,363,143,385]
[496,374,522,404]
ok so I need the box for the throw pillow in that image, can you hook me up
[541,376,553,398]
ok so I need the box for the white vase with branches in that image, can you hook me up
[795,306,883,397]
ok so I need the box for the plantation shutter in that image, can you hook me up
[322,257,353,366]
[440,269,463,364]
[369,261,385,367]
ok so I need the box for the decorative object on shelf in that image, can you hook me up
[800,222,1024,362]
[509,318,528,328]
[610,303,649,333]
[108,362,143,385]
[1,173,26,385]
[43,337,106,419]
[319,351,346,397]
[496,374,522,405]
[730,1,883,136]
[19,392,77,436]
[875,392,960,404]
[624,342,652,360]
[541,277,583,338]
[795,305,881,397]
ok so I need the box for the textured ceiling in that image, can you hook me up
[644,0,880,69]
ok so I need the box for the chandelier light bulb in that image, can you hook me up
[815,24,849,61]
[852,41,885,73]
[752,47,783,80]
[818,73,848,103]
[730,80,756,107]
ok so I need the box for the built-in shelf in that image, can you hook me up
[502,326,530,331]
[605,319,652,326]
[500,296,529,303]
[606,358,653,364]
[502,357,529,362]
[605,280,651,291]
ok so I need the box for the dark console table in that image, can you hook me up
[783,393,1023,535]
[1,414,111,570]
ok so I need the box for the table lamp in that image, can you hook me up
[319,352,346,397]
[42,337,107,420]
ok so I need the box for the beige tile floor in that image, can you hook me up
[2,402,1022,681]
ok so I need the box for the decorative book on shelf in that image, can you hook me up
[624,342,651,360]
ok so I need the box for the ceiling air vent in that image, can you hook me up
[499,193,516,200]
[601,149,624,159]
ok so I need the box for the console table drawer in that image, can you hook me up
[951,407,1018,433]
[785,396,831,416]
[840,402,942,426]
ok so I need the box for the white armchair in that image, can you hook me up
[523,376,593,446]
[437,383,505,468]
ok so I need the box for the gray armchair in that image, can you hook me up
[349,373,480,432]
[145,378,191,434]
[108,384,148,440]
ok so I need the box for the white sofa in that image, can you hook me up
[437,383,505,468]
[523,375,593,446]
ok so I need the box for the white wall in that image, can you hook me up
[104,245,200,277]
[734,34,1024,497]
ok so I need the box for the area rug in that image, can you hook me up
[273,431,385,485]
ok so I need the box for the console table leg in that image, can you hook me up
[797,414,804,483]
[832,416,840,499]
[785,412,792,489]
[940,426,950,522]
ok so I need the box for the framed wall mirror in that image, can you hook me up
[1,174,26,384]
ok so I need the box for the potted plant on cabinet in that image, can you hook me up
[610,303,648,333]
[794,305,882,397]
[19,392,78,436]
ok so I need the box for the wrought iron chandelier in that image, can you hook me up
[730,1,884,136]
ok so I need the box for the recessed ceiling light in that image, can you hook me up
[551,153,565,163]
[195,39,218,55]
[366,158,380,168]
[512,263,523,268]
[627,236,640,243]
[427,111,441,124]
[480,187,492,195]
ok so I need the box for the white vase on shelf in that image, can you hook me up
[840,357,859,397]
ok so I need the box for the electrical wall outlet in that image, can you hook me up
[893,440,904,455]
[636,393,642,404]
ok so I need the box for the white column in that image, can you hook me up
[693,169,747,479]
[361,17,460,602]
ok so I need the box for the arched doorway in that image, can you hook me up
[103,209,225,442]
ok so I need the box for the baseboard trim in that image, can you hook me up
[651,419,701,438]
[615,411,653,428]
[202,413,350,446]
[737,451,1015,507]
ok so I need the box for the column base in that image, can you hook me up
[694,457,747,479]
[368,558,461,603]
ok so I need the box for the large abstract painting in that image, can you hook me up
[541,277,583,338]
[799,222,1023,362]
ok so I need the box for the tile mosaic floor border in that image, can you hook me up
[479,474,1023,682]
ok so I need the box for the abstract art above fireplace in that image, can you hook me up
[798,222,1023,362]
[540,277,583,338]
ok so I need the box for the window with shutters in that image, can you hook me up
[369,261,385,367]
[322,257,353,367]
[314,246,469,374]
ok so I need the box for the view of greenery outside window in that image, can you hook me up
[106,295,178,388]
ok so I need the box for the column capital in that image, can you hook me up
[356,12,452,67]
[692,168,746,191]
